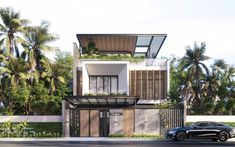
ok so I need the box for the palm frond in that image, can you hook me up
[56,76,65,83]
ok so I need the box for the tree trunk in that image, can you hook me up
[195,64,203,114]
[8,34,14,57]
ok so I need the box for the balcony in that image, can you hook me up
[80,61,129,96]
[78,54,167,68]
[129,59,168,70]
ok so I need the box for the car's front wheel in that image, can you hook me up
[218,131,229,142]
[175,131,186,142]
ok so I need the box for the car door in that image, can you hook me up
[208,122,222,138]
[189,122,211,138]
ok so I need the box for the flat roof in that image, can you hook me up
[64,95,140,108]
[76,34,167,58]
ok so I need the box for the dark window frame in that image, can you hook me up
[89,75,119,94]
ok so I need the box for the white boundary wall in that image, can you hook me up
[187,115,235,122]
[0,116,62,123]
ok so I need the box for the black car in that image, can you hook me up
[166,121,235,142]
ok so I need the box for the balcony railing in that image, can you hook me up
[130,59,167,67]
[77,58,167,68]
[84,90,127,96]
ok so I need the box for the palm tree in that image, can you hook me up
[0,7,29,58]
[41,59,65,94]
[200,73,220,114]
[0,58,29,87]
[181,42,210,108]
[0,57,30,114]
[22,21,58,72]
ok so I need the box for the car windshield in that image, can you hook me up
[190,122,199,127]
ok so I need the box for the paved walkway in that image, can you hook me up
[0,137,163,142]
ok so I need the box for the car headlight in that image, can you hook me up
[169,130,176,134]
[232,129,235,133]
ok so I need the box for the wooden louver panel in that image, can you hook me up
[129,70,167,99]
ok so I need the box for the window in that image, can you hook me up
[196,122,209,127]
[89,76,118,94]
[210,122,225,127]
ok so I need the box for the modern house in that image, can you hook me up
[62,34,183,137]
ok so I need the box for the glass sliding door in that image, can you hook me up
[89,76,118,94]
[104,77,110,94]
[111,77,118,94]
[97,77,104,93]
[90,77,96,93]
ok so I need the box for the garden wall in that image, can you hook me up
[186,115,235,122]
[0,115,62,122]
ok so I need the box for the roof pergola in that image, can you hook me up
[76,34,167,58]
[64,96,140,108]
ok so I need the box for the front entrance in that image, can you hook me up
[99,110,110,137]
[72,109,109,137]
[79,110,99,137]
[64,96,140,137]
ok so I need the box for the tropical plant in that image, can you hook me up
[41,61,65,95]
[82,41,99,55]
[180,42,210,111]
[22,21,58,71]
[0,7,29,58]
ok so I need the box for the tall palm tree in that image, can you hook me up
[22,21,58,72]
[0,7,29,58]
[181,42,210,107]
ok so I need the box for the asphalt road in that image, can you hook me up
[1,140,235,147]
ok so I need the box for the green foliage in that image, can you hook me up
[84,91,127,96]
[27,122,62,135]
[154,102,176,109]
[168,56,183,104]
[82,41,100,55]
[0,121,61,138]
[80,53,145,62]
[169,42,235,115]
[0,7,72,115]
[0,121,30,137]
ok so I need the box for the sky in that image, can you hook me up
[1,0,235,66]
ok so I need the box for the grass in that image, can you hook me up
[27,122,62,134]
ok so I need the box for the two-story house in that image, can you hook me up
[62,34,180,137]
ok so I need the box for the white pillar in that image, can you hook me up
[62,100,70,137]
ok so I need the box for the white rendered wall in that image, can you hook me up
[82,64,89,95]
[186,115,235,122]
[81,61,129,95]
[118,65,128,95]
[0,116,62,122]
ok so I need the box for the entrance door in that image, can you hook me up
[79,110,99,137]
[123,109,134,136]
[99,110,109,136]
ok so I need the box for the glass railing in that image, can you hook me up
[129,59,167,68]
[77,58,167,68]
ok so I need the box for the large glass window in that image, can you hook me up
[89,76,118,94]
[90,77,96,93]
